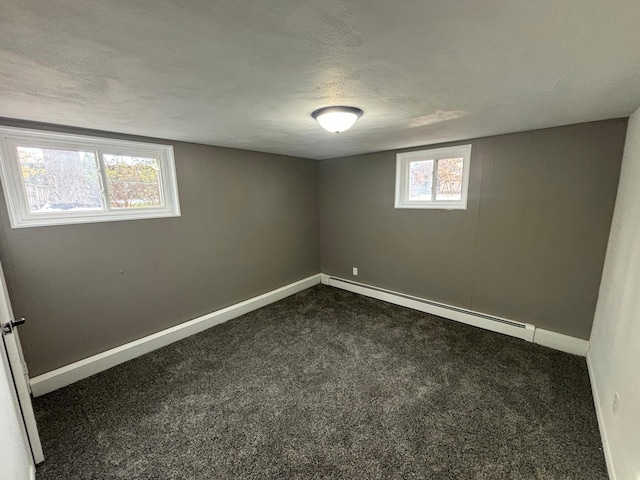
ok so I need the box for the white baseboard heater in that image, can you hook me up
[326,276,536,342]
[325,276,590,356]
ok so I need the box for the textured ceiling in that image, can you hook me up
[1,0,639,159]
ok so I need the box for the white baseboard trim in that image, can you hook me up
[327,276,536,342]
[320,273,331,285]
[30,274,322,397]
[586,353,616,480]
[30,464,36,480]
[533,328,590,356]
[327,276,590,355]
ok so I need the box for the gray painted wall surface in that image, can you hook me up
[320,120,627,340]
[0,121,320,376]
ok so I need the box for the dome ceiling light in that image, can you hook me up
[311,106,364,133]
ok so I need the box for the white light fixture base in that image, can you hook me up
[312,106,363,133]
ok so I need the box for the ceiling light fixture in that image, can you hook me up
[311,106,363,133]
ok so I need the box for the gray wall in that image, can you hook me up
[320,120,627,340]
[0,121,320,376]
[0,118,627,376]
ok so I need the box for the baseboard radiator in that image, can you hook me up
[325,276,590,356]
[326,276,536,342]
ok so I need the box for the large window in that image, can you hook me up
[395,144,472,210]
[0,126,180,228]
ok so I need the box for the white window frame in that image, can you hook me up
[0,126,181,228]
[395,144,472,210]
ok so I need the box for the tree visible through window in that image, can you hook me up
[18,147,102,212]
[0,126,180,228]
[408,160,433,200]
[396,145,471,210]
[436,157,463,200]
[103,155,162,209]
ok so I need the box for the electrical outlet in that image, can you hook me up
[352,267,358,276]
[612,392,620,414]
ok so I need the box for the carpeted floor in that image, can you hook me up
[34,285,607,479]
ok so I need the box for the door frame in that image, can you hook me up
[0,326,36,479]
[0,259,44,464]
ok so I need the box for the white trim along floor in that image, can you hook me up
[31,274,590,396]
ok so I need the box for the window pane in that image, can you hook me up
[436,157,464,201]
[103,154,163,209]
[409,160,434,200]
[16,147,103,213]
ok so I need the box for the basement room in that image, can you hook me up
[0,1,638,479]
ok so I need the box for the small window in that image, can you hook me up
[0,126,180,228]
[395,144,471,210]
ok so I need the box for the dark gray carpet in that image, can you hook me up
[34,285,607,479]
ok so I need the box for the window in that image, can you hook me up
[0,127,180,228]
[395,144,471,210]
